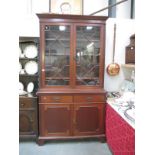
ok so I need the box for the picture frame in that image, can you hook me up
[49,0,83,15]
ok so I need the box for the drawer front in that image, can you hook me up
[74,95,105,103]
[40,95,73,103]
[19,98,36,109]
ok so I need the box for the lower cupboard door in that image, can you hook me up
[39,104,72,137]
[74,103,104,136]
[19,110,36,135]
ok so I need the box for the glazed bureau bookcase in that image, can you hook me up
[36,14,108,145]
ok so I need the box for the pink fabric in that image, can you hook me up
[106,104,135,155]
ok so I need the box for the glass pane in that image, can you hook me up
[76,26,100,86]
[44,25,70,86]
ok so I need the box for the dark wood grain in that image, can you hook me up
[125,34,135,64]
[19,97,38,138]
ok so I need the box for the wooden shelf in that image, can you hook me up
[45,77,98,80]
[45,54,70,56]
[46,38,100,42]
[46,38,70,41]
[45,77,99,80]
[45,65,69,68]
[19,95,37,99]
[19,36,39,43]
[45,64,99,68]
[46,77,70,80]
[77,77,99,79]
[121,64,135,69]
[19,57,38,61]
[19,74,38,77]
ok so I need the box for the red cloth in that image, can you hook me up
[106,104,135,155]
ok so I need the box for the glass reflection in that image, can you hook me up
[44,25,70,86]
[76,26,100,86]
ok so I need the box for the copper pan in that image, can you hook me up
[107,24,120,76]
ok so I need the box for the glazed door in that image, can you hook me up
[42,24,72,87]
[74,24,104,87]
[73,103,104,136]
[39,104,72,136]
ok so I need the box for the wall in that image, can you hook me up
[104,18,135,91]
[116,0,131,18]
[19,0,49,37]
[83,0,108,16]
[83,0,132,18]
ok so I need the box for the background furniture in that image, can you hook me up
[19,37,39,139]
[125,34,135,64]
[37,14,108,145]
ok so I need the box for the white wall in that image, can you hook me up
[19,16,39,37]
[116,0,131,18]
[83,0,108,16]
[19,0,49,37]
[83,0,132,18]
[104,18,135,91]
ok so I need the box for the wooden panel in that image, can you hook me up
[19,110,37,135]
[19,98,36,109]
[125,34,135,64]
[125,47,135,64]
[37,13,108,21]
[74,103,104,136]
[40,95,73,103]
[74,95,105,103]
[39,104,72,136]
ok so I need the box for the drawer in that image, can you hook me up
[40,95,73,103]
[74,95,105,103]
[19,98,36,109]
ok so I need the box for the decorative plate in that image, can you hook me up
[19,46,22,58]
[19,62,22,73]
[24,61,38,75]
[24,44,38,58]
[19,82,24,91]
[27,82,34,93]
[19,90,27,95]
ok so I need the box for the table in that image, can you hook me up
[106,103,135,155]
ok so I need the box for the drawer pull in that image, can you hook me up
[53,97,61,102]
[73,118,76,125]
[21,103,25,107]
[30,119,34,122]
[86,96,93,101]
[43,97,47,100]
